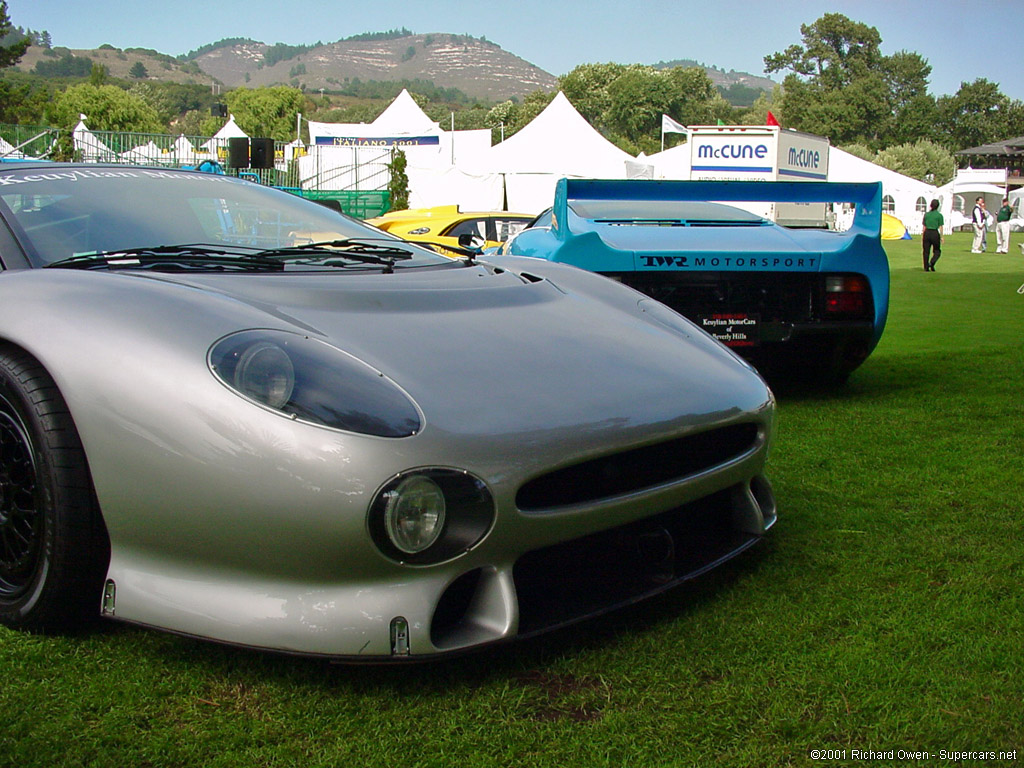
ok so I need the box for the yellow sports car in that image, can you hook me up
[368,206,534,254]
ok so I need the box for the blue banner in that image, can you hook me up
[314,136,440,147]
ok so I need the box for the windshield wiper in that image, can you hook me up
[255,239,415,273]
[45,244,285,272]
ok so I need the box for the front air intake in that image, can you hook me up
[515,422,759,512]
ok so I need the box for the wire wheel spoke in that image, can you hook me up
[0,408,43,596]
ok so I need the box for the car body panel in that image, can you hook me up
[502,178,890,382]
[368,205,533,253]
[0,165,776,658]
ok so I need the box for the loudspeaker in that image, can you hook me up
[249,137,275,169]
[227,137,249,168]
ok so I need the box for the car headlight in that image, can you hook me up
[369,469,495,565]
[234,341,295,409]
[209,330,422,437]
[383,475,447,554]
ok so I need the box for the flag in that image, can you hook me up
[765,111,780,127]
[717,119,726,126]
[661,114,687,135]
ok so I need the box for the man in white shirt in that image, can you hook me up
[971,197,988,253]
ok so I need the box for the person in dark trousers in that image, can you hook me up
[922,199,944,271]
[971,197,988,253]
[995,197,1013,253]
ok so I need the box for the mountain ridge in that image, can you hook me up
[12,33,774,103]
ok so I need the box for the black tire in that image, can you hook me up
[0,346,109,631]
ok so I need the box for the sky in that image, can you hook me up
[9,0,1023,101]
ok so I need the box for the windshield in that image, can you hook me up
[0,167,448,269]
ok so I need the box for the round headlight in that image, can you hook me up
[384,475,446,554]
[233,341,295,409]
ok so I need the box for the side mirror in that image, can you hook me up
[457,233,485,253]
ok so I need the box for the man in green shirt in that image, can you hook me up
[995,197,1013,253]
[922,199,944,271]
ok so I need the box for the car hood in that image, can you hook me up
[16,260,768,476]
[135,261,767,440]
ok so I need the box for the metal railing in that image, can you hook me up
[0,125,61,159]
[0,125,395,218]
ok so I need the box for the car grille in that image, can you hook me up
[615,271,822,324]
[515,422,759,512]
[512,487,759,636]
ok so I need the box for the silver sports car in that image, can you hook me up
[0,164,776,659]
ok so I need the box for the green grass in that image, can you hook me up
[3,231,1024,767]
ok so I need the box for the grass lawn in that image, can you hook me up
[2,232,1023,767]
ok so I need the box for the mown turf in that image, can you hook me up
[1,231,1022,767]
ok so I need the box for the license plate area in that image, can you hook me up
[697,313,760,347]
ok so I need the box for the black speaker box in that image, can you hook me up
[249,137,275,169]
[227,137,249,168]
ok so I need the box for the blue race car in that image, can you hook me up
[502,179,889,385]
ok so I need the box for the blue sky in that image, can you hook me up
[10,0,1022,100]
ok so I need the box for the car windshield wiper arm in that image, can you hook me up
[44,244,285,271]
[255,239,415,273]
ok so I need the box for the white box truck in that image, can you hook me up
[687,125,830,227]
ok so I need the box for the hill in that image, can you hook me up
[15,45,210,85]
[190,33,557,101]
[11,35,774,105]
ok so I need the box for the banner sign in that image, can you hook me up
[314,136,440,147]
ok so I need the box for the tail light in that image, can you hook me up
[823,275,871,319]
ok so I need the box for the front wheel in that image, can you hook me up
[0,347,108,631]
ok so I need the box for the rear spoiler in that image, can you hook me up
[552,178,882,238]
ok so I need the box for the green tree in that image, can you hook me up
[874,140,956,185]
[559,62,627,126]
[129,61,148,79]
[0,0,28,68]
[225,86,307,141]
[47,83,163,132]
[764,13,883,89]
[386,149,409,211]
[838,143,876,162]
[559,62,719,153]
[764,13,936,149]
[934,79,1024,151]
[89,62,108,86]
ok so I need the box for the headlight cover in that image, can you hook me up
[369,469,495,565]
[209,330,422,437]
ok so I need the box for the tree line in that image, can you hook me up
[1,5,1018,186]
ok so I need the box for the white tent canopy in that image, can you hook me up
[200,114,248,159]
[469,92,635,211]
[939,178,1013,231]
[825,147,937,234]
[302,89,493,194]
[73,118,117,163]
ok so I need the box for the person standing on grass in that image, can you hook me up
[995,197,1013,253]
[972,197,988,253]
[922,199,944,271]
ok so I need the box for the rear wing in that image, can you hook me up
[552,178,882,239]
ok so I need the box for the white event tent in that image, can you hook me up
[300,89,491,195]
[467,92,636,212]
[826,147,937,234]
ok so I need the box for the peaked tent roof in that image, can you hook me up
[827,146,935,197]
[476,92,634,177]
[371,88,440,134]
[212,115,248,141]
[308,89,441,141]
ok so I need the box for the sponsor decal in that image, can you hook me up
[639,255,819,270]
